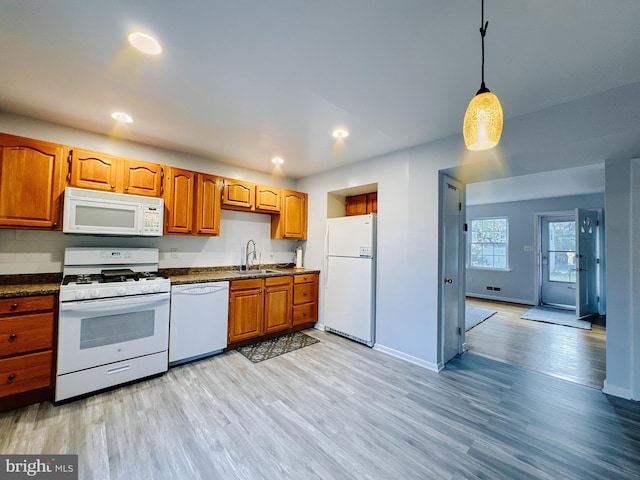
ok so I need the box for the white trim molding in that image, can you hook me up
[373,343,441,372]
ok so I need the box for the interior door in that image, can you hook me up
[441,175,463,365]
[540,215,576,308]
[576,208,599,318]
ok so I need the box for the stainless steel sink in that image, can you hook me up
[229,269,283,275]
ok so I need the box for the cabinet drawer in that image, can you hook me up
[265,276,292,287]
[293,283,315,304]
[293,303,317,325]
[0,350,52,397]
[0,295,55,316]
[293,274,316,284]
[0,312,54,357]
[230,278,263,291]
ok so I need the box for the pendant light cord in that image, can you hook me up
[478,0,490,94]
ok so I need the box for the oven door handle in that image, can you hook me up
[60,292,170,312]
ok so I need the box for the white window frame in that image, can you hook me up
[468,216,510,271]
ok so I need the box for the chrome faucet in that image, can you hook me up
[245,239,257,271]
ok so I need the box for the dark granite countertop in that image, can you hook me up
[0,273,62,299]
[0,267,320,298]
[165,266,320,285]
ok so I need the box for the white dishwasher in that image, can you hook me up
[169,281,229,365]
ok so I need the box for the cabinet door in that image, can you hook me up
[0,134,64,229]
[346,194,368,216]
[281,190,307,240]
[194,174,221,235]
[228,280,263,343]
[264,277,292,334]
[121,158,163,197]
[69,148,118,191]
[222,178,255,210]
[164,167,195,234]
[366,192,378,214]
[256,185,281,212]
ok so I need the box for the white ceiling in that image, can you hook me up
[1,1,640,180]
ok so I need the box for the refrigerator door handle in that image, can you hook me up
[324,225,330,289]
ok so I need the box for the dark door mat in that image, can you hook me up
[237,331,320,363]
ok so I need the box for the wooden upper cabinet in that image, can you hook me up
[346,192,377,216]
[68,148,163,197]
[164,167,195,234]
[345,194,368,216]
[0,133,65,230]
[222,178,255,210]
[194,173,221,236]
[121,158,163,197]
[256,185,281,212]
[271,189,307,240]
[367,192,377,214]
[68,148,118,192]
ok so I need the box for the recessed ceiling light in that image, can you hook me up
[332,128,349,139]
[128,32,162,55]
[111,112,134,123]
[271,157,284,164]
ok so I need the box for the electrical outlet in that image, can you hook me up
[170,248,178,259]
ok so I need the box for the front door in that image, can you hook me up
[540,215,576,308]
[441,175,463,365]
[576,208,599,318]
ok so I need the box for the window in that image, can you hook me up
[469,217,509,269]
[547,220,576,283]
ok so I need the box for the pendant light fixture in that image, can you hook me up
[463,0,503,151]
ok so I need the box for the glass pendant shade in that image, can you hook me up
[463,90,503,151]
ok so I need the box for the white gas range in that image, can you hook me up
[56,247,171,402]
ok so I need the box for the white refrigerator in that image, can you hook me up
[324,213,376,346]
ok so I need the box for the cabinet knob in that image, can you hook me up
[7,374,15,382]
[52,222,58,228]
[10,303,18,311]
[111,185,115,189]
[8,333,17,342]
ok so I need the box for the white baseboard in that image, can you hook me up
[313,323,325,331]
[372,343,440,372]
[602,380,634,400]
[465,293,535,305]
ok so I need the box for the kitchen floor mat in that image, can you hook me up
[237,331,320,363]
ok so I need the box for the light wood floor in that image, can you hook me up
[2,329,638,479]
[465,297,606,390]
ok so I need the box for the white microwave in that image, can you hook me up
[63,187,164,236]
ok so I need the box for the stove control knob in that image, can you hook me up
[75,291,86,300]
[141,285,150,293]
[153,284,162,292]
[117,287,126,296]
[90,289,100,298]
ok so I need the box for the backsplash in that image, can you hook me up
[0,210,298,275]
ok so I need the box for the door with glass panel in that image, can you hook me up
[540,215,576,308]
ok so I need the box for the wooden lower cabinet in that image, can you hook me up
[293,274,318,325]
[0,294,56,412]
[228,279,263,343]
[264,276,292,334]
[228,273,317,348]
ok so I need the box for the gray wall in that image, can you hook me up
[465,193,605,306]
